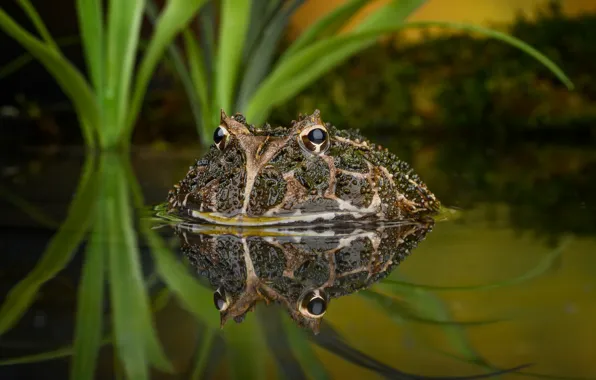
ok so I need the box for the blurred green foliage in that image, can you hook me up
[270,1,596,133]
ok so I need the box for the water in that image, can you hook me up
[0,139,595,379]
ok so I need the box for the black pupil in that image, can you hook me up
[307,128,326,145]
[213,127,225,144]
[307,297,326,315]
[213,292,226,310]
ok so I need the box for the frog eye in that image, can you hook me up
[298,289,327,318]
[299,126,329,154]
[213,287,231,311]
[213,125,230,150]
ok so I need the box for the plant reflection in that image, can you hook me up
[0,153,570,379]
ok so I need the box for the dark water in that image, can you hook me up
[1,137,595,379]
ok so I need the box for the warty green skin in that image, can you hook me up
[167,110,440,226]
[175,221,434,333]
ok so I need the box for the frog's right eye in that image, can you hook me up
[214,125,230,150]
[213,287,231,311]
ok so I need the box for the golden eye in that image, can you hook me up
[213,125,230,150]
[298,289,327,318]
[213,287,230,311]
[299,126,329,154]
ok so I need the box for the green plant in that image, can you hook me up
[0,0,207,150]
[167,0,572,147]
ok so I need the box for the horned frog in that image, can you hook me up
[167,110,440,226]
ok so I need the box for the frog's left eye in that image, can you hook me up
[214,125,230,150]
[213,287,231,311]
[299,126,329,154]
[298,289,328,318]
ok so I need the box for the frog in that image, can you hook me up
[166,109,440,226]
[174,221,434,333]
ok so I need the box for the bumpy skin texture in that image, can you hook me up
[167,110,440,225]
[177,222,434,333]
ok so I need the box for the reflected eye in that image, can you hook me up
[213,125,229,150]
[213,287,230,311]
[298,289,327,318]
[299,126,329,154]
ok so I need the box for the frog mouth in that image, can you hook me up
[188,209,379,226]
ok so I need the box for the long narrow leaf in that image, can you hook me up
[281,315,329,380]
[104,155,172,378]
[381,237,571,292]
[104,0,144,148]
[281,0,370,60]
[355,0,425,31]
[76,0,104,98]
[144,224,220,330]
[124,0,208,143]
[242,0,283,63]
[146,1,206,143]
[0,10,98,146]
[16,0,58,50]
[190,329,216,380]
[0,157,98,335]
[236,0,305,112]
[70,206,107,380]
[215,0,251,114]
[246,21,573,124]
[184,30,212,143]
[224,315,265,380]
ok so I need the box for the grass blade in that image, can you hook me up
[103,0,144,148]
[242,0,283,63]
[104,155,172,378]
[16,0,58,50]
[0,156,98,335]
[246,21,573,124]
[189,328,216,380]
[236,0,305,112]
[382,238,571,292]
[281,315,329,380]
[143,224,220,330]
[76,0,104,97]
[215,0,251,114]
[145,1,207,143]
[0,10,98,147]
[359,290,506,327]
[281,0,370,60]
[355,0,425,32]
[0,185,59,228]
[70,207,107,380]
[257,307,307,380]
[124,0,208,143]
[224,314,265,380]
[184,30,212,143]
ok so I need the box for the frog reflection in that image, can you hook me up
[174,222,433,334]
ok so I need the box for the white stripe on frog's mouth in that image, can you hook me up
[189,209,378,226]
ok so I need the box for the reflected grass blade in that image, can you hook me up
[372,282,497,373]
[256,307,307,380]
[143,224,219,330]
[224,315,265,380]
[359,290,506,326]
[215,0,251,114]
[189,329,216,380]
[281,315,329,380]
[246,21,573,124]
[104,156,172,378]
[0,157,98,335]
[70,195,107,380]
[281,0,370,60]
[0,10,98,146]
[16,0,58,50]
[381,237,571,292]
[0,185,59,228]
[125,0,208,142]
